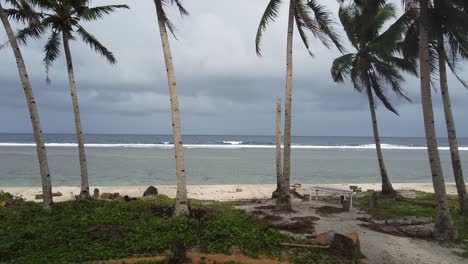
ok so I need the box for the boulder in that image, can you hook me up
[0,190,4,195]
[143,186,158,197]
[236,188,243,192]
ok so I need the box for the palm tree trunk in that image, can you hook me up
[154,0,189,217]
[277,0,295,211]
[0,4,53,211]
[62,32,90,199]
[435,18,468,217]
[273,97,282,198]
[419,0,457,240]
[366,87,394,195]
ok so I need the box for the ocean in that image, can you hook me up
[0,133,467,187]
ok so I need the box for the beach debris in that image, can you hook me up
[93,188,99,198]
[329,232,362,259]
[35,192,62,200]
[143,186,158,197]
[0,193,24,207]
[101,193,114,199]
[292,183,302,188]
[359,217,434,238]
[316,206,347,216]
[236,188,243,192]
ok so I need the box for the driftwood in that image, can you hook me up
[279,243,329,249]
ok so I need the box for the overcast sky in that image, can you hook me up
[0,0,467,137]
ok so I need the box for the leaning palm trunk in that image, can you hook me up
[436,32,468,216]
[0,4,53,211]
[277,0,295,211]
[366,87,394,195]
[273,97,282,198]
[154,0,189,217]
[419,0,457,240]
[62,32,90,199]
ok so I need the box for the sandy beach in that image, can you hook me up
[2,183,466,203]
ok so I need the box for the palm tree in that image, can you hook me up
[153,0,189,217]
[402,0,468,216]
[17,0,129,199]
[273,97,282,198]
[434,0,468,217]
[256,0,343,211]
[411,0,458,240]
[331,2,416,195]
[0,0,53,211]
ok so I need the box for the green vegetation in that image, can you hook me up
[0,192,12,202]
[356,191,468,257]
[0,195,348,264]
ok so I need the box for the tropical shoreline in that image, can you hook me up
[3,183,466,203]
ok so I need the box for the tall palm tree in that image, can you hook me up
[153,0,189,217]
[408,0,458,240]
[0,0,53,211]
[17,0,129,199]
[331,2,416,195]
[434,0,468,217]
[273,97,282,198]
[256,0,343,211]
[401,0,468,216]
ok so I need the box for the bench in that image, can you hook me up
[309,187,354,209]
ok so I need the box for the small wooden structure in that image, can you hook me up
[309,187,354,209]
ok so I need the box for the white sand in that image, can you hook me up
[2,183,465,202]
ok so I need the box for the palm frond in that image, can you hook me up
[331,53,355,82]
[75,25,116,64]
[43,30,61,83]
[155,0,178,39]
[171,0,189,16]
[81,5,129,21]
[306,0,344,52]
[444,49,468,89]
[255,0,282,56]
[369,10,414,56]
[369,70,399,115]
[294,9,313,56]
[339,5,359,49]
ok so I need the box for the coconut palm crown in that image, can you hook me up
[331,2,416,114]
[16,0,129,78]
[256,0,344,56]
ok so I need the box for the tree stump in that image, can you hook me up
[329,232,362,259]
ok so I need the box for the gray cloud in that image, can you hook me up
[0,0,467,137]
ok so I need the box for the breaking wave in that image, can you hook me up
[0,142,466,151]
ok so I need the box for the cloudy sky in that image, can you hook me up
[0,0,467,137]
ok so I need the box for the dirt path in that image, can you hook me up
[238,199,465,264]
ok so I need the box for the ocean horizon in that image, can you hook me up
[1,133,467,187]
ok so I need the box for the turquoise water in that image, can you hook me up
[0,143,466,187]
